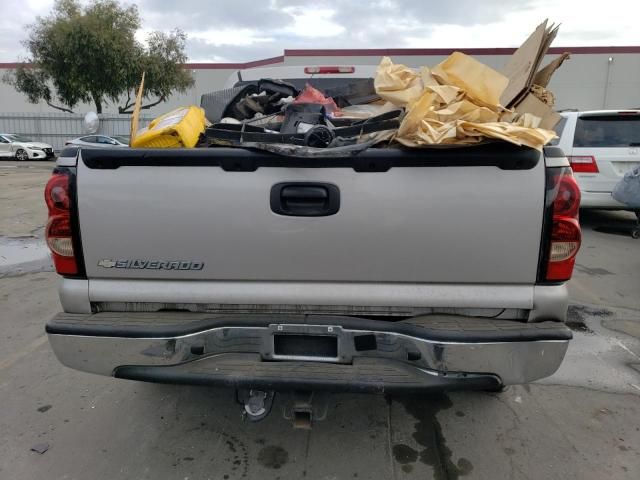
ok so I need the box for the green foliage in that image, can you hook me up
[2,0,194,113]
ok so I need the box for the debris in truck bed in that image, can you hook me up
[203,109,403,150]
[131,20,567,154]
[293,83,341,116]
[378,53,556,149]
[131,106,206,148]
[374,19,564,151]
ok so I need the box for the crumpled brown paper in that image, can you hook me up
[374,56,423,106]
[375,55,557,150]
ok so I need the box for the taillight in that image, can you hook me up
[568,155,599,173]
[304,66,355,74]
[45,172,78,275]
[544,167,582,282]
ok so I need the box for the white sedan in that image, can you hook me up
[64,135,129,148]
[0,133,55,161]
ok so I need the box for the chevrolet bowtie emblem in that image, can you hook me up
[97,259,116,268]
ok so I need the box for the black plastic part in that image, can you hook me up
[354,334,377,351]
[80,143,541,171]
[303,125,334,148]
[322,78,379,107]
[58,146,80,158]
[114,354,502,394]
[221,84,260,120]
[274,334,338,358]
[257,78,299,98]
[203,111,400,148]
[190,344,205,356]
[271,182,340,216]
[280,103,326,135]
[407,351,422,361]
[46,312,573,343]
[542,146,566,158]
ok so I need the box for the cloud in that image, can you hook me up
[1,0,638,62]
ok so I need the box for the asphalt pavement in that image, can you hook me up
[0,160,638,479]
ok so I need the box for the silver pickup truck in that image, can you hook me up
[44,75,582,419]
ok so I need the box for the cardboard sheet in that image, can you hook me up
[377,55,558,151]
[373,20,570,150]
[432,52,509,109]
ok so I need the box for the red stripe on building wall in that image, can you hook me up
[1,46,637,71]
[284,46,640,56]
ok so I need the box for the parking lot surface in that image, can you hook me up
[1,161,639,479]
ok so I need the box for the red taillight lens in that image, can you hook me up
[44,173,78,275]
[45,174,71,211]
[304,66,355,74]
[553,174,581,218]
[545,168,582,282]
[568,155,599,173]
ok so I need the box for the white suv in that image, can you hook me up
[554,110,640,209]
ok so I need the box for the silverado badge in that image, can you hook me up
[97,259,204,270]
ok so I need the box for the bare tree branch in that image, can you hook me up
[121,90,133,111]
[119,95,165,114]
[46,100,74,113]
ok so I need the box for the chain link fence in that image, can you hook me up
[0,112,153,152]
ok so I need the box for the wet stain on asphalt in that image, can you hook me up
[257,445,289,469]
[575,264,614,276]
[391,393,473,480]
[566,305,613,334]
[0,235,52,277]
[566,321,595,334]
[218,432,249,478]
[569,305,613,319]
[392,444,419,463]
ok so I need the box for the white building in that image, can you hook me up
[1,46,639,116]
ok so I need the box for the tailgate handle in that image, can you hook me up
[271,182,340,216]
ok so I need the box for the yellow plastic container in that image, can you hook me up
[131,106,206,148]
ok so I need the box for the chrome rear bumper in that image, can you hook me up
[46,313,571,390]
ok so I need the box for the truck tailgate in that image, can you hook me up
[76,146,544,284]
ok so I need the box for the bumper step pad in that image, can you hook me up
[115,354,501,393]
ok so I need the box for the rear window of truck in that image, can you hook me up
[573,115,640,148]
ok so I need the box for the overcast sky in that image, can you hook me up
[1,0,638,63]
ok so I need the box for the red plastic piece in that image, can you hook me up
[292,83,341,116]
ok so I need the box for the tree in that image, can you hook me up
[2,0,194,114]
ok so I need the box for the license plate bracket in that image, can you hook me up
[263,324,348,362]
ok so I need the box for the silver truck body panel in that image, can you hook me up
[59,277,568,322]
[76,157,545,284]
[87,279,534,308]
